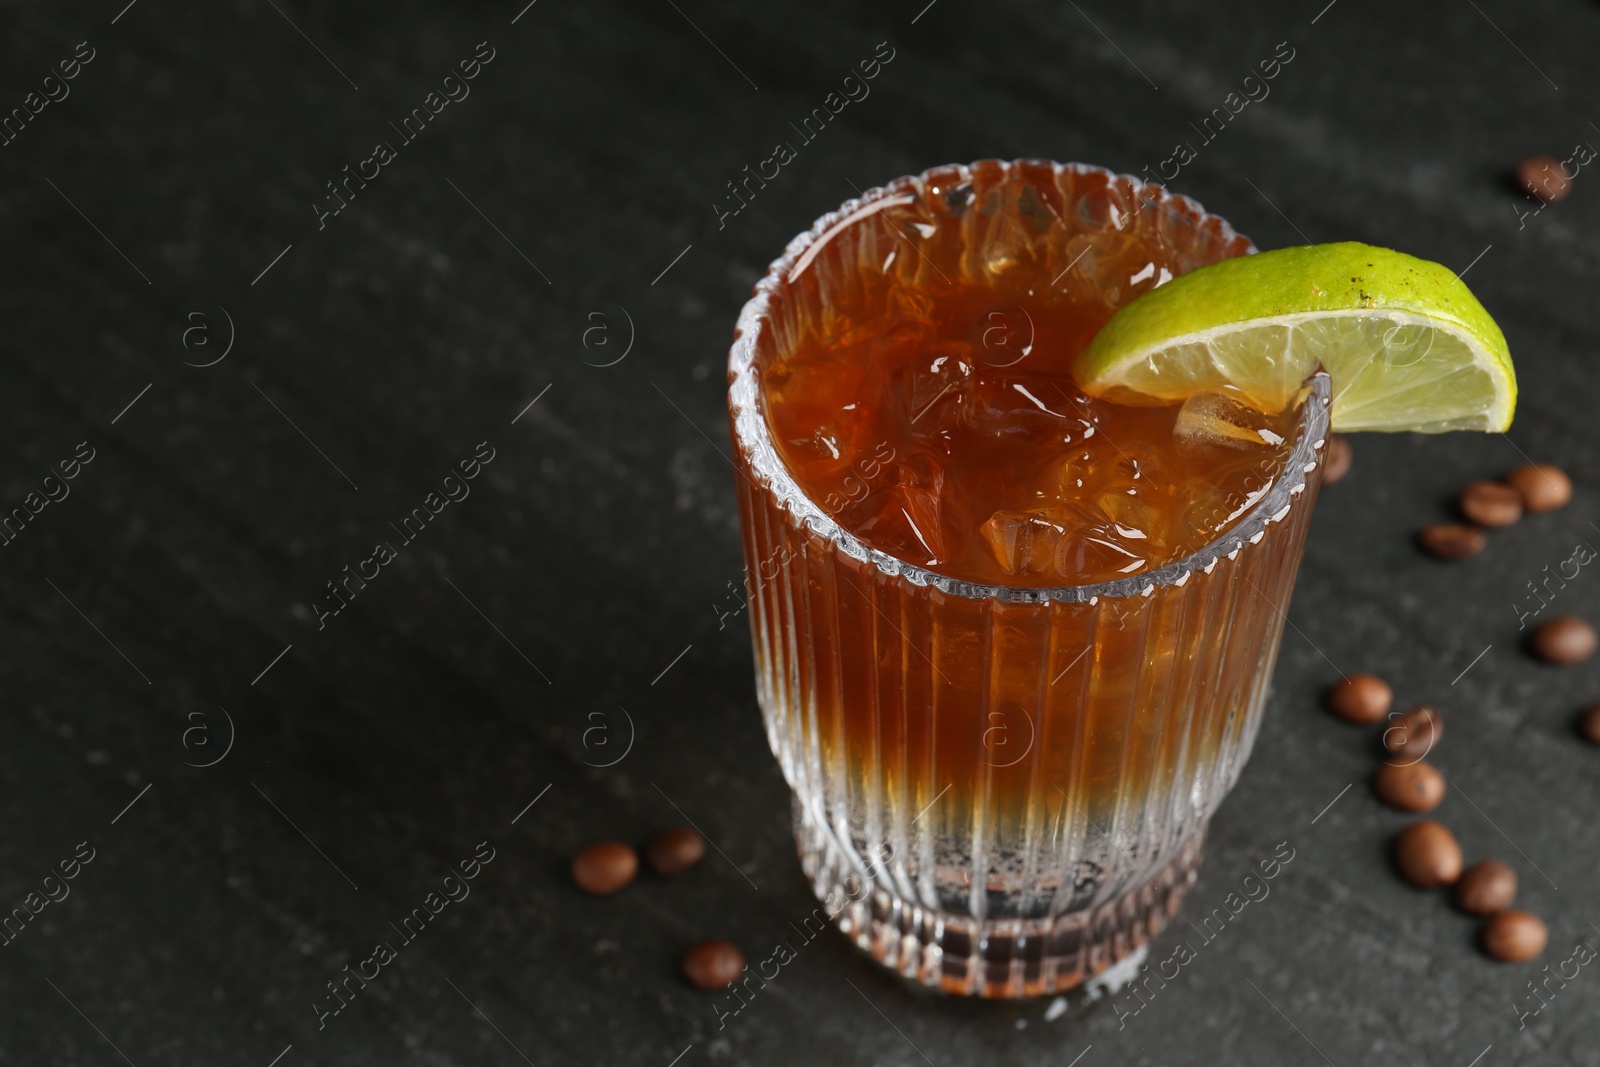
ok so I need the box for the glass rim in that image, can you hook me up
[727,159,1332,605]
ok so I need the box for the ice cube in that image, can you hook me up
[800,401,886,473]
[854,484,946,565]
[963,375,1076,437]
[1095,489,1165,549]
[979,210,1035,280]
[981,509,1068,576]
[1175,451,1280,541]
[849,458,947,565]
[1172,392,1289,451]
[901,340,974,428]
[1067,231,1156,307]
[1054,528,1149,578]
[982,499,1154,580]
[766,355,879,467]
[1044,448,1172,545]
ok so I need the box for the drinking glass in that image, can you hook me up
[726,160,1330,998]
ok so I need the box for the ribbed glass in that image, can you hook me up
[727,161,1331,998]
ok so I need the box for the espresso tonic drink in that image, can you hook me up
[728,161,1329,998]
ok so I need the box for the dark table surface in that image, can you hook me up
[4,0,1599,1063]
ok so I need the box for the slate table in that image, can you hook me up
[3,1,1598,1063]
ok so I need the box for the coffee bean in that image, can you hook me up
[1418,523,1486,560]
[681,938,745,990]
[645,827,706,876]
[1322,434,1352,484]
[1383,705,1443,761]
[1482,909,1548,962]
[1517,155,1572,203]
[1458,481,1523,527]
[1373,760,1446,812]
[1394,820,1463,889]
[1529,615,1598,665]
[571,841,638,895]
[1579,703,1600,745]
[1326,673,1392,724]
[1455,859,1518,916]
[1506,463,1572,513]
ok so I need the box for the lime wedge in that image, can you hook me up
[1074,242,1515,432]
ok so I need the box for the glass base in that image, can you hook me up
[794,800,1203,999]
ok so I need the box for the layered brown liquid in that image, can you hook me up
[732,166,1321,976]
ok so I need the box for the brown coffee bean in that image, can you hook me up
[1482,909,1548,962]
[681,938,745,990]
[1326,673,1392,724]
[1394,820,1463,888]
[1506,463,1572,513]
[645,827,706,876]
[1418,523,1486,560]
[1517,155,1572,203]
[571,841,638,895]
[1455,859,1518,916]
[1458,481,1523,527]
[1322,434,1352,484]
[1373,760,1446,812]
[1579,703,1600,745]
[1383,705,1443,761]
[1529,615,1598,665]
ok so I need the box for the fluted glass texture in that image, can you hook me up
[727,161,1330,998]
